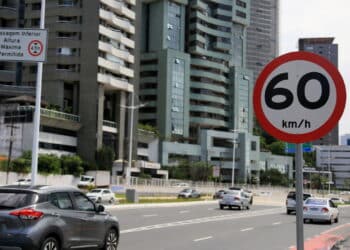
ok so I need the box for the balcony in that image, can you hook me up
[18,105,81,131]
[0,84,35,96]
[103,120,118,134]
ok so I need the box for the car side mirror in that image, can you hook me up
[96,204,105,213]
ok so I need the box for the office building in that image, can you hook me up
[139,0,262,182]
[299,37,339,145]
[315,145,350,189]
[341,134,350,146]
[0,0,138,163]
[246,0,279,84]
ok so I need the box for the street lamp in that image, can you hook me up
[229,129,243,187]
[121,92,146,186]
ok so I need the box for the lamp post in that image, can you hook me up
[230,129,243,187]
[121,92,146,186]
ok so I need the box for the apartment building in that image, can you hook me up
[0,0,138,162]
[246,0,279,84]
[138,0,262,183]
[299,37,339,145]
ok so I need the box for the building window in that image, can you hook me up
[236,0,246,8]
[32,3,41,10]
[347,139,350,146]
[171,58,185,135]
[251,141,257,151]
[167,1,181,50]
[236,10,246,18]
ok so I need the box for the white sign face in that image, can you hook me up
[253,52,346,143]
[261,60,336,134]
[0,29,47,62]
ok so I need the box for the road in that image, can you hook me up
[108,203,350,250]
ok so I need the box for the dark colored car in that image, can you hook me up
[213,190,226,199]
[177,188,201,198]
[286,191,312,214]
[0,185,119,250]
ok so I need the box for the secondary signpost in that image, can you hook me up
[0,1,47,186]
[253,51,346,250]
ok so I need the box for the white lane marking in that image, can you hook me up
[143,214,158,217]
[179,210,190,214]
[120,207,283,234]
[240,227,254,232]
[193,236,213,242]
[272,221,281,225]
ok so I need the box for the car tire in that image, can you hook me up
[220,205,224,210]
[40,236,60,250]
[287,209,291,215]
[103,228,119,250]
[246,205,250,210]
[335,216,339,223]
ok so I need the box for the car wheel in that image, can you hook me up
[246,205,250,210]
[220,205,224,210]
[41,236,60,250]
[287,209,291,215]
[335,216,339,223]
[104,228,119,250]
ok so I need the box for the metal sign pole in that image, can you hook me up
[31,0,46,186]
[295,143,304,250]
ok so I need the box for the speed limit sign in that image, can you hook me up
[253,51,346,143]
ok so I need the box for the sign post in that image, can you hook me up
[253,51,346,250]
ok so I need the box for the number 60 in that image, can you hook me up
[265,72,330,110]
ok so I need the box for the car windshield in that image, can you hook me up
[89,190,101,193]
[225,191,240,196]
[181,189,191,193]
[0,191,38,209]
[305,199,327,205]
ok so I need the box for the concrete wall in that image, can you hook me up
[0,171,79,186]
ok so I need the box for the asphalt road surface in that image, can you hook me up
[109,203,350,250]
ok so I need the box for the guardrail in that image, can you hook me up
[18,105,80,122]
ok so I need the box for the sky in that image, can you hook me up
[279,0,350,136]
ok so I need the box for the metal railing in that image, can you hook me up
[18,106,80,122]
[103,120,117,128]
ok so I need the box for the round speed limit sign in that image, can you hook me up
[253,51,346,143]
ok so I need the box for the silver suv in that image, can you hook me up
[286,191,312,214]
[0,185,119,250]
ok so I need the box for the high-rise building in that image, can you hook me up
[246,0,279,84]
[139,0,261,182]
[0,0,138,163]
[299,37,339,145]
[0,0,35,98]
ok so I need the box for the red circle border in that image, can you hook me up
[253,51,346,143]
[28,40,43,57]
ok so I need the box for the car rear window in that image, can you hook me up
[305,199,327,205]
[0,191,38,209]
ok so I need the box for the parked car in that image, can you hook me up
[86,188,116,204]
[330,197,345,204]
[13,178,31,185]
[219,190,251,210]
[213,189,226,199]
[303,197,339,224]
[177,188,201,198]
[172,182,190,188]
[229,187,253,204]
[0,185,119,250]
[286,191,313,214]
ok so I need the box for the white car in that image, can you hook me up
[13,178,31,185]
[86,188,115,204]
[303,197,339,224]
[219,190,251,210]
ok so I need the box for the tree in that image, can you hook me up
[10,151,31,173]
[189,161,212,181]
[260,168,289,186]
[38,154,61,175]
[61,155,84,177]
[95,146,115,171]
[267,141,286,155]
[310,174,328,190]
